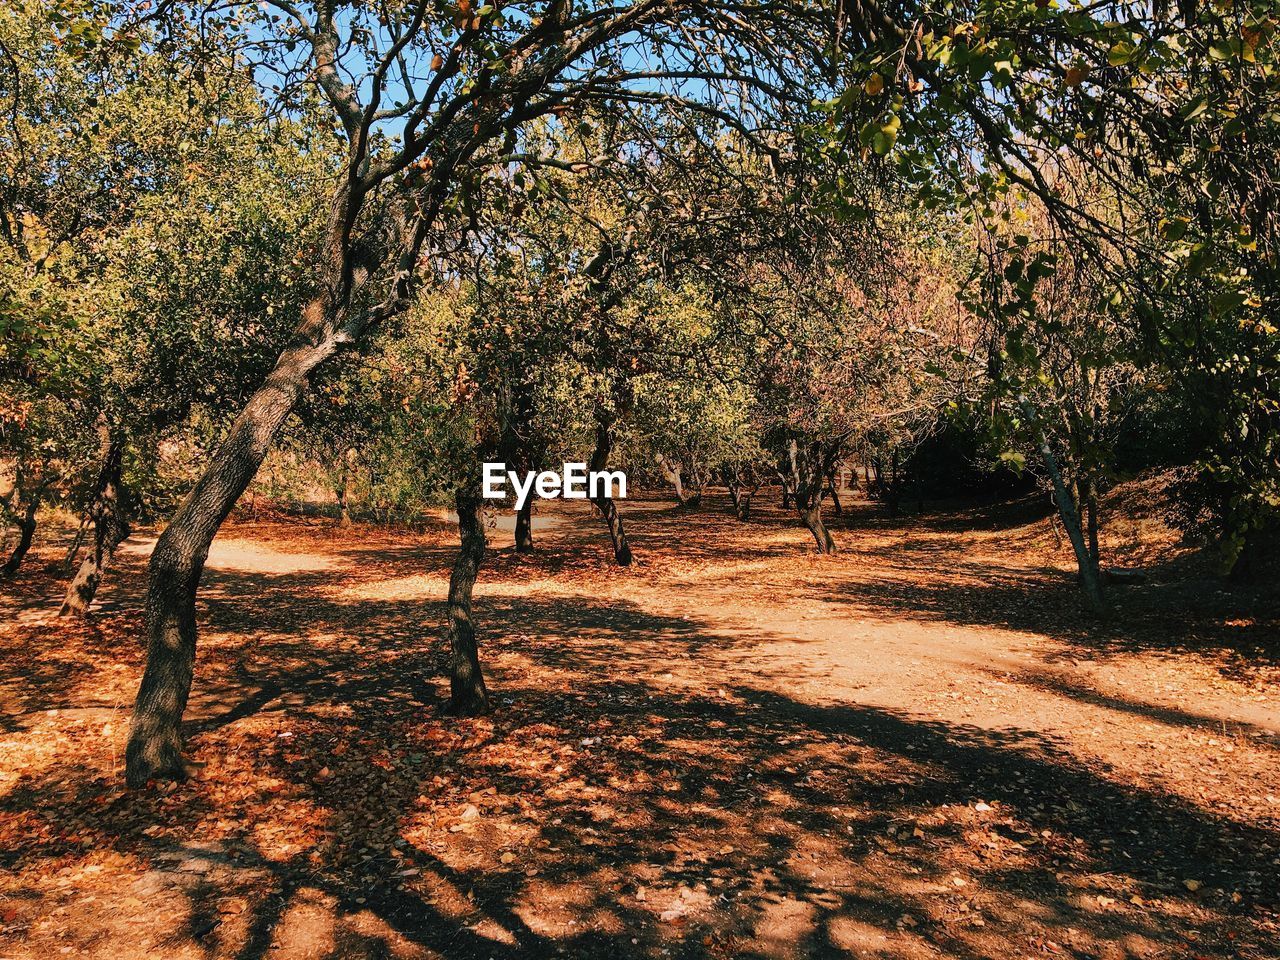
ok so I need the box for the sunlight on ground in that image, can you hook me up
[1,500,1276,959]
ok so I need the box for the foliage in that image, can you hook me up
[0,0,339,520]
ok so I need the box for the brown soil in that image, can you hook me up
[0,488,1277,959]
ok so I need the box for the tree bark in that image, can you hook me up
[60,438,131,617]
[657,455,701,508]
[62,516,89,572]
[445,486,489,715]
[125,314,343,787]
[725,471,752,521]
[1020,397,1105,614]
[500,378,537,554]
[514,497,534,553]
[885,449,902,518]
[589,417,633,565]
[825,467,843,515]
[1084,478,1100,567]
[335,460,352,527]
[782,438,840,554]
[799,504,837,553]
[0,488,40,578]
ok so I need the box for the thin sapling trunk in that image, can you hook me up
[589,417,633,565]
[60,438,131,617]
[445,485,489,715]
[1020,397,1105,614]
[514,497,534,553]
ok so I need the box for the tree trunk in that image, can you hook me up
[659,456,683,501]
[589,418,633,565]
[1229,531,1264,582]
[1020,398,1105,614]
[498,376,538,554]
[514,497,534,553]
[725,472,752,521]
[799,503,837,554]
[125,319,342,788]
[885,449,902,518]
[657,455,701,508]
[1084,478,1100,567]
[63,516,89,572]
[60,439,131,617]
[335,462,352,527]
[445,486,489,715]
[825,467,843,515]
[783,439,840,554]
[0,489,40,578]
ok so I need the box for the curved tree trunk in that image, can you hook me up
[825,467,843,515]
[514,497,534,553]
[781,437,842,555]
[125,318,342,787]
[445,486,489,715]
[60,438,131,617]
[1020,397,1105,614]
[589,417,633,566]
[0,490,40,578]
[657,455,702,508]
[799,504,837,554]
[725,475,750,521]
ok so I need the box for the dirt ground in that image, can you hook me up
[1,489,1277,959]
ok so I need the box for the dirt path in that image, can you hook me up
[0,493,1277,959]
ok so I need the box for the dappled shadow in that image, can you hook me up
[3,652,1276,958]
[800,532,1280,681]
[996,667,1279,742]
[1,503,1277,958]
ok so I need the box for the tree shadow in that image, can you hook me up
[993,667,1279,742]
[4,579,1278,958]
[2,505,1277,958]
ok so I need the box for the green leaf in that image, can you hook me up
[999,450,1027,471]
[1108,41,1138,66]
[1160,217,1189,242]
[1211,290,1248,316]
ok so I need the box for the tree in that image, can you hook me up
[828,0,1280,573]
[966,181,1157,613]
[1,0,334,601]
